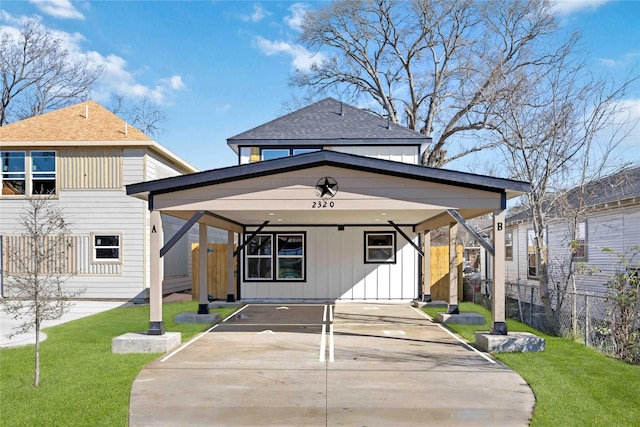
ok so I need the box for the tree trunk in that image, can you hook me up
[34,318,40,387]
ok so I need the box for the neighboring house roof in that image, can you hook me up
[227,98,429,153]
[127,150,530,199]
[0,100,197,173]
[506,166,640,224]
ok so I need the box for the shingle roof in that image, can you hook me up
[0,100,151,142]
[227,98,428,152]
[506,166,640,224]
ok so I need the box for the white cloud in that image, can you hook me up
[89,52,186,104]
[29,0,85,20]
[254,36,325,72]
[214,104,231,113]
[240,4,269,23]
[551,0,611,15]
[1,12,186,106]
[284,3,310,32]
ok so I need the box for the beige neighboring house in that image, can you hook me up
[0,100,198,300]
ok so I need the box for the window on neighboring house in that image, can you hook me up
[527,229,540,278]
[505,230,513,261]
[1,151,26,195]
[31,151,56,194]
[261,148,320,161]
[365,232,396,263]
[93,234,121,262]
[573,221,587,261]
[1,151,56,195]
[244,233,306,281]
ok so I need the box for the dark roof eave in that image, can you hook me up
[127,151,530,198]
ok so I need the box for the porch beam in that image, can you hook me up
[233,221,270,257]
[160,210,205,257]
[446,209,495,256]
[414,211,450,233]
[388,221,423,257]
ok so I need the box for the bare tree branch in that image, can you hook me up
[0,19,103,125]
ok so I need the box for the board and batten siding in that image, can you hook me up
[241,226,419,301]
[59,149,123,190]
[330,146,419,165]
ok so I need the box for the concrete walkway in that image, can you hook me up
[130,303,534,426]
[0,300,126,348]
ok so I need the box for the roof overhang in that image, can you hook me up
[127,151,530,232]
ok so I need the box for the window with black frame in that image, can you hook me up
[365,232,396,264]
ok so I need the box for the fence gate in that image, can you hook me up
[191,243,236,301]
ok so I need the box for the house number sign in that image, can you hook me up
[314,177,338,208]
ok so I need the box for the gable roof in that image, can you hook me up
[227,98,428,153]
[0,100,151,142]
[127,150,529,199]
[507,166,640,224]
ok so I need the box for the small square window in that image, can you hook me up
[93,234,121,262]
[365,232,396,263]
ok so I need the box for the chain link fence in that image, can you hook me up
[503,282,615,354]
[464,278,616,356]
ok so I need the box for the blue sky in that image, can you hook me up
[1,0,639,172]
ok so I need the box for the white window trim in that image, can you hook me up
[1,150,57,197]
[91,233,122,263]
[30,150,57,195]
[505,230,514,261]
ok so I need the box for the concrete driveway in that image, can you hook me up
[130,303,534,427]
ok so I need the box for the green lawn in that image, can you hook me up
[0,301,238,427]
[423,303,640,427]
[3,302,638,426]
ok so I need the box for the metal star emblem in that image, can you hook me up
[315,177,338,199]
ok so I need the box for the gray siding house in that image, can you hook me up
[505,166,640,295]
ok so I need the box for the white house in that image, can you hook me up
[505,166,640,295]
[126,98,529,336]
[0,101,198,301]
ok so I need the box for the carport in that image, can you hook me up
[126,150,529,337]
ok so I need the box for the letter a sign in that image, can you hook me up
[152,225,157,233]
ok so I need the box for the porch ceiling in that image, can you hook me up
[162,207,491,232]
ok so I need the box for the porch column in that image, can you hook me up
[448,222,459,314]
[226,230,236,302]
[198,224,209,314]
[492,209,507,335]
[149,210,164,335]
[423,231,431,302]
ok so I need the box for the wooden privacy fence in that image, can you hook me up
[191,243,236,301]
[427,245,463,301]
